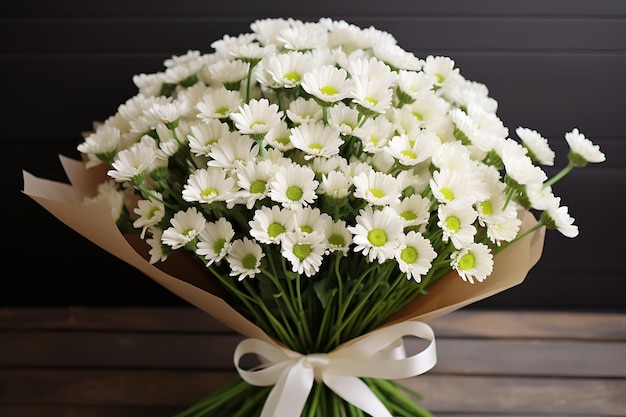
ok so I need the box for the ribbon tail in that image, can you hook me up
[324,374,392,417]
[261,358,315,417]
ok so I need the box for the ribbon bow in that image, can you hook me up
[233,319,437,417]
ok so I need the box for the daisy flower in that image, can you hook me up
[182,167,237,204]
[281,231,327,277]
[286,97,323,125]
[392,194,432,229]
[249,205,296,244]
[437,204,478,249]
[277,21,329,51]
[132,191,165,238]
[422,55,461,91]
[230,98,284,140]
[229,43,277,66]
[161,207,206,250]
[108,142,157,183]
[146,226,169,264]
[195,87,243,120]
[515,127,555,166]
[318,170,352,199]
[207,134,259,170]
[327,102,360,136]
[269,163,319,209]
[430,168,483,208]
[227,237,265,281]
[348,206,405,263]
[196,217,235,265]
[451,242,494,284]
[565,128,606,166]
[82,179,127,222]
[386,130,439,167]
[294,207,333,235]
[301,65,354,105]
[207,60,250,90]
[395,231,438,282]
[353,170,402,206]
[188,119,239,157]
[541,196,579,238]
[265,122,295,152]
[353,115,395,153]
[289,121,344,160]
[77,124,121,168]
[372,43,422,71]
[259,50,315,89]
[231,159,274,209]
[324,220,353,255]
[396,70,435,103]
[350,76,394,115]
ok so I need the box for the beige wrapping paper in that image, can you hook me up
[22,155,546,342]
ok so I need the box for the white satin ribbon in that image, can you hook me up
[233,319,437,417]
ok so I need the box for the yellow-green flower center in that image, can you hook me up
[445,216,461,233]
[286,186,303,201]
[328,233,345,247]
[201,187,218,199]
[250,121,266,129]
[215,106,229,116]
[369,188,385,198]
[309,143,323,151]
[440,187,454,201]
[400,246,418,264]
[300,225,313,234]
[367,228,387,247]
[401,211,417,222]
[412,111,423,121]
[293,243,312,260]
[148,206,160,220]
[320,85,338,96]
[364,97,378,105]
[250,180,267,194]
[276,136,291,145]
[480,201,492,216]
[284,71,301,82]
[268,222,285,238]
[457,252,475,271]
[241,253,258,270]
[213,238,226,254]
[401,150,417,159]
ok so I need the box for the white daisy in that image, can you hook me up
[195,87,243,120]
[259,50,315,89]
[353,115,395,153]
[250,17,296,47]
[77,124,121,168]
[146,226,169,264]
[324,219,353,256]
[451,242,494,284]
[392,194,432,229]
[564,128,606,165]
[430,168,483,208]
[196,217,235,265]
[229,42,277,66]
[310,155,348,176]
[207,59,250,90]
[437,204,478,249]
[144,100,189,127]
[281,231,326,277]
[263,121,294,152]
[372,43,422,71]
[353,170,402,206]
[327,102,360,136]
[348,205,404,263]
[289,121,344,160]
[502,150,548,187]
[286,97,323,125]
[182,168,237,204]
[422,55,461,91]
[132,191,165,238]
[269,163,319,209]
[294,207,333,235]
[227,237,265,281]
[515,127,555,166]
[396,70,435,103]
[188,119,240,157]
[386,130,439,167]
[318,170,352,199]
[395,231,437,282]
[541,196,579,238]
[249,205,296,244]
[108,142,157,183]
[230,98,284,139]
[207,134,259,170]
[231,159,274,209]
[301,65,354,105]
[350,76,394,115]
[82,179,127,222]
[161,207,206,250]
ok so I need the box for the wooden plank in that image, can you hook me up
[2,308,625,340]
[2,330,624,377]
[4,18,626,54]
[1,370,624,415]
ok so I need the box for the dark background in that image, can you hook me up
[3,1,625,309]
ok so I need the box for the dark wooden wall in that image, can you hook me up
[4,1,625,309]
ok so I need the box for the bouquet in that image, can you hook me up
[23,17,605,417]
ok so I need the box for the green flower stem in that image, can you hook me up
[304,382,323,417]
[494,220,544,254]
[543,162,575,188]
[365,378,433,417]
[172,377,253,417]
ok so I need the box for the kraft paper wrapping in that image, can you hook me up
[22,155,545,342]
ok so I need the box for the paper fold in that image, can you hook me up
[22,155,545,341]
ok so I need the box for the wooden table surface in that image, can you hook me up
[1,307,625,417]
